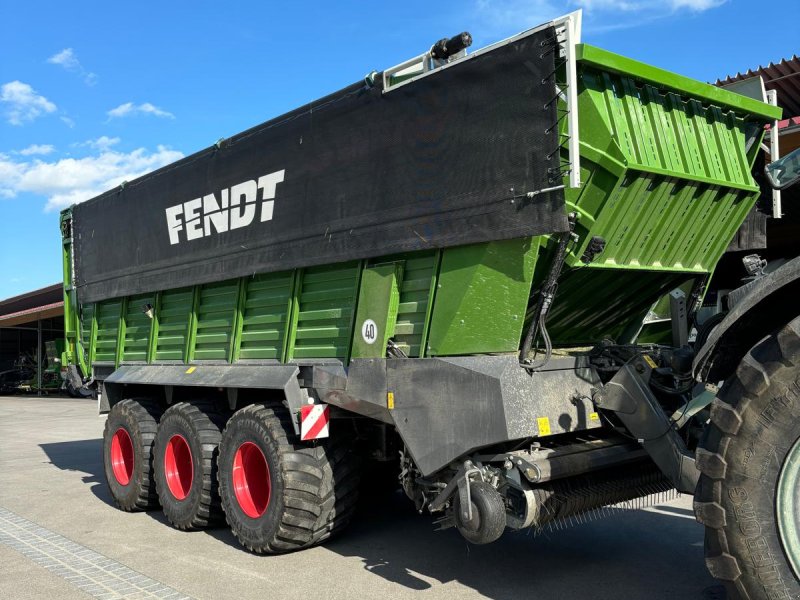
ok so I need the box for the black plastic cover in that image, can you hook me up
[71,28,565,303]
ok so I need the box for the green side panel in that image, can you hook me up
[369,250,439,358]
[155,287,193,361]
[80,303,95,364]
[546,268,696,345]
[122,293,154,362]
[561,63,761,274]
[427,238,538,356]
[194,281,239,361]
[576,44,782,121]
[289,262,361,360]
[238,271,294,360]
[351,263,402,359]
[94,299,122,363]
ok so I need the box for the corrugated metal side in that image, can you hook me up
[94,300,121,363]
[193,281,238,361]
[121,293,153,362]
[584,173,755,272]
[380,251,438,358]
[237,272,294,361]
[546,268,696,345]
[154,288,193,361]
[289,262,360,360]
[584,67,753,185]
[563,65,760,273]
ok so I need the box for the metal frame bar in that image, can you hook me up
[767,89,782,218]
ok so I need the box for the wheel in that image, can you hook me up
[695,316,800,599]
[694,311,726,352]
[218,402,360,554]
[453,480,506,545]
[103,398,162,511]
[66,380,93,398]
[153,401,226,530]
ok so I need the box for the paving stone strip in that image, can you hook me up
[0,506,194,600]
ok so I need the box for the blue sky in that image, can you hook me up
[0,0,796,299]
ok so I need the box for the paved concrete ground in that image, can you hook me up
[0,396,722,599]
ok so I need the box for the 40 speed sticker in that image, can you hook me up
[361,319,378,345]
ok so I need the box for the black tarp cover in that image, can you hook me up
[71,27,566,303]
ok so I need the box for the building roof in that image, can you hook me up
[0,284,63,327]
[717,55,800,118]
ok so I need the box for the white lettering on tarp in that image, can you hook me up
[165,169,285,245]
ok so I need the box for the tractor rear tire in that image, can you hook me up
[218,402,360,554]
[103,398,162,511]
[153,401,226,530]
[695,316,800,599]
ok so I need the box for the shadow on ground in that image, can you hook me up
[39,439,719,599]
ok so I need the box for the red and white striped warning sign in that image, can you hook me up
[300,404,330,441]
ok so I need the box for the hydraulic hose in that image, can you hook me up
[520,213,577,370]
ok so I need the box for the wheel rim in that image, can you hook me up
[232,442,271,518]
[110,428,134,486]
[777,435,800,580]
[164,434,193,500]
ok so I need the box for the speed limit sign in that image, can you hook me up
[361,319,378,345]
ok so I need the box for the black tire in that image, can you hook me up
[694,311,726,353]
[153,401,226,530]
[453,480,506,545]
[103,398,162,511]
[695,316,800,599]
[218,402,360,554]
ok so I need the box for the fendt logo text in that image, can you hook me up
[165,169,285,245]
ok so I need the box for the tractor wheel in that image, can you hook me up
[695,316,800,599]
[103,398,162,511]
[153,401,226,530]
[218,402,360,554]
[453,480,506,545]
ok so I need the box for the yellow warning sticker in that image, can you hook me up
[643,354,658,369]
[589,412,600,422]
[185,366,196,374]
[537,417,552,436]
[387,392,395,410]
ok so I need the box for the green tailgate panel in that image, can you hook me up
[122,293,154,362]
[427,238,538,356]
[193,281,239,361]
[237,272,294,361]
[155,287,193,361]
[288,262,361,360]
[351,263,402,359]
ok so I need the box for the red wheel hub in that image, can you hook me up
[164,434,193,500]
[110,427,134,486]
[232,442,271,518]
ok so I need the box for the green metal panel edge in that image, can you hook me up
[576,44,782,121]
[184,286,201,363]
[419,250,442,358]
[283,269,303,362]
[114,297,128,368]
[230,278,248,363]
[146,292,161,363]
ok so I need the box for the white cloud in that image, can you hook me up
[18,144,55,156]
[107,102,174,120]
[47,48,97,86]
[82,136,120,151]
[670,0,725,10]
[0,143,183,211]
[0,81,57,125]
[60,116,75,128]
